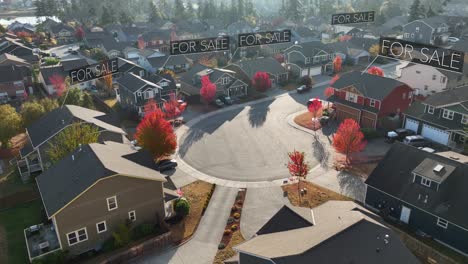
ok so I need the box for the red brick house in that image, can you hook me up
[329,71,414,129]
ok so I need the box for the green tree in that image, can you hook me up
[0,105,22,148]
[426,6,437,18]
[21,101,46,127]
[47,123,100,163]
[119,11,133,24]
[287,0,304,23]
[229,0,237,23]
[197,0,204,18]
[174,0,186,21]
[112,224,130,248]
[174,198,190,217]
[148,1,162,23]
[82,92,95,109]
[409,0,423,21]
[100,6,113,25]
[237,0,245,18]
[39,98,59,112]
[0,24,6,34]
[34,0,46,17]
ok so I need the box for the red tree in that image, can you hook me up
[274,53,285,63]
[287,150,310,205]
[252,71,272,92]
[332,119,367,165]
[200,75,217,103]
[163,93,187,119]
[135,103,177,160]
[338,35,352,42]
[74,26,85,41]
[329,74,340,86]
[324,87,334,98]
[137,35,145,50]
[367,66,384,76]
[308,98,323,131]
[333,56,342,73]
[144,99,160,115]
[49,74,66,96]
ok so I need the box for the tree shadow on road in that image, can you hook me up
[312,134,330,169]
[248,99,273,128]
[336,171,366,202]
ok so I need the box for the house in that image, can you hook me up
[449,40,468,88]
[0,65,31,104]
[113,57,147,82]
[17,105,126,179]
[85,27,131,58]
[116,72,179,115]
[365,143,468,255]
[402,17,450,45]
[49,23,75,44]
[325,41,371,65]
[226,57,288,86]
[146,55,191,73]
[6,21,35,35]
[403,85,468,150]
[140,29,173,53]
[179,63,248,100]
[38,58,96,95]
[0,53,32,67]
[398,63,462,96]
[283,42,335,77]
[230,201,419,264]
[25,141,175,260]
[329,71,414,129]
[291,26,322,43]
[226,21,253,35]
[0,36,38,63]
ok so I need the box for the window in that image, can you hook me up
[137,92,142,97]
[369,99,376,107]
[437,218,448,229]
[346,92,357,103]
[462,115,468,125]
[416,71,421,74]
[402,93,406,100]
[432,75,436,80]
[424,85,429,90]
[415,27,420,32]
[96,221,107,233]
[144,90,154,99]
[139,70,145,77]
[442,109,454,120]
[221,77,230,85]
[128,210,136,222]
[427,105,435,114]
[305,57,311,64]
[107,196,118,211]
[67,228,87,246]
[441,76,446,83]
[421,178,431,187]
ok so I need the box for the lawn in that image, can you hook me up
[0,166,36,201]
[169,180,214,243]
[282,181,350,208]
[0,200,44,264]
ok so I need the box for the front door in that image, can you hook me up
[400,206,411,224]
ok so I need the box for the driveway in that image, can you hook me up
[130,186,237,264]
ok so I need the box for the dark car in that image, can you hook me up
[219,96,234,105]
[156,159,178,172]
[297,85,312,93]
[213,99,225,108]
[385,128,416,143]
[403,135,432,148]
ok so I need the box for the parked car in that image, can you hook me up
[156,159,178,172]
[213,99,225,108]
[219,96,234,105]
[385,128,416,143]
[418,147,436,153]
[403,135,432,147]
[51,52,57,57]
[297,85,312,93]
[448,37,460,44]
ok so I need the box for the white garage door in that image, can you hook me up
[421,124,450,145]
[309,66,322,76]
[405,118,419,133]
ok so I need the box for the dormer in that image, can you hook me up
[412,158,456,190]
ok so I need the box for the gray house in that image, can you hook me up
[402,17,450,45]
[283,42,334,78]
[226,57,289,86]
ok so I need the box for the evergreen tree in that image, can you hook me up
[287,0,304,23]
[426,6,437,18]
[119,11,133,24]
[237,0,245,18]
[45,0,57,16]
[100,6,112,25]
[149,1,161,23]
[174,0,186,21]
[229,0,237,23]
[34,0,46,17]
[197,0,204,19]
[186,2,195,19]
[245,0,256,17]
[409,0,423,21]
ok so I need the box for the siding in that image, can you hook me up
[380,85,413,118]
[239,253,273,264]
[54,175,165,255]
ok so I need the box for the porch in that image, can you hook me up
[17,149,42,182]
[24,223,61,262]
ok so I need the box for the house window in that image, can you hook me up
[421,178,431,187]
[369,99,376,107]
[139,70,145,77]
[305,57,311,64]
[221,77,230,85]
[432,75,436,80]
[424,85,429,90]
[402,93,406,100]
[144,90,154,99]
[96,221,107,234]
[441,76,446,83]
[437,218,448,229]
[416,71,421,74]
[462,115,468,125]
[129,210,136,222]
[415,27,420,32]
[67,228,87,246]
[107,196,118,211]
[346,92,357,103]
[137,92,142,97]
[442,109,454,120]
[427,105,435,114]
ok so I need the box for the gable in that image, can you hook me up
[342,85,363,95]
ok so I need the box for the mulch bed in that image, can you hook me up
[282,181,350,208]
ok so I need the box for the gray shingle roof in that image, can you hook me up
[116,72,162,93]
[36,141,166,218]
[0,65,30,82]
[423,85,468,107]
[234,57,287,78]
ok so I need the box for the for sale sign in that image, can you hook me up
[69,58,119,84]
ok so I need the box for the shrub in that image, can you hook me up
[31,250,67,264]
[102,237,116,252]
[112,224,131,248]
[227,217,235,224]
[132,223,156,240]
[361,128,380,140]
[231,206,238,213]
[236,200,243,206]
[233,212,241,219]
[175,198,191,217]
[322,109,330,117]
[223,229,231,236]
[218,243,226,249]
[231,224,238,231]
[43,57,60,65]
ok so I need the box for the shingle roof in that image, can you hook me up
[36,141,166,217]
[256,205,314,235]
[61,58,89,71]
[234,57,287,78]
[0,53,30,66]
[0,65,30,82]
[117,72,162,93]
[25,105,125,150]
[366,143,468,229]
[423,85,468,107]
[332,71,408,100]
[39,65,64,85]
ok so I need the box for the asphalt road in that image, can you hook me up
[179,85,329,182]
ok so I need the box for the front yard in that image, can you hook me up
[282,181,350,208]
[0,200,44,264]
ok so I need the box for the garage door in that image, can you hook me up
[309,67,322,76]
[405,118,419,133]
[421,124,450,145]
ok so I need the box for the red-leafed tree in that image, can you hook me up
[324,87,335,108]
[137,35,145,50]
[200,75,217,103]
[287,150,310,205]
[329,74,340,86]
[367,66,384,76]
[144,98,160,115]
[274,53,285,63]
[332,119,367,165]
[75,26,85,41]
[339,35,352,42]
[308,98,323,131]
[252,71,272,92]
[135,102,177,160]
[49,74,66,97]
[333,56,342,73]
[163,93,187,119]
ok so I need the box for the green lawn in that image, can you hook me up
[0,167,35,199]
[0,200,44,264]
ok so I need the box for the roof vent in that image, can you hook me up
[433,164,444,173]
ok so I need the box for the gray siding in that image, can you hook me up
[403,22,433,44]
